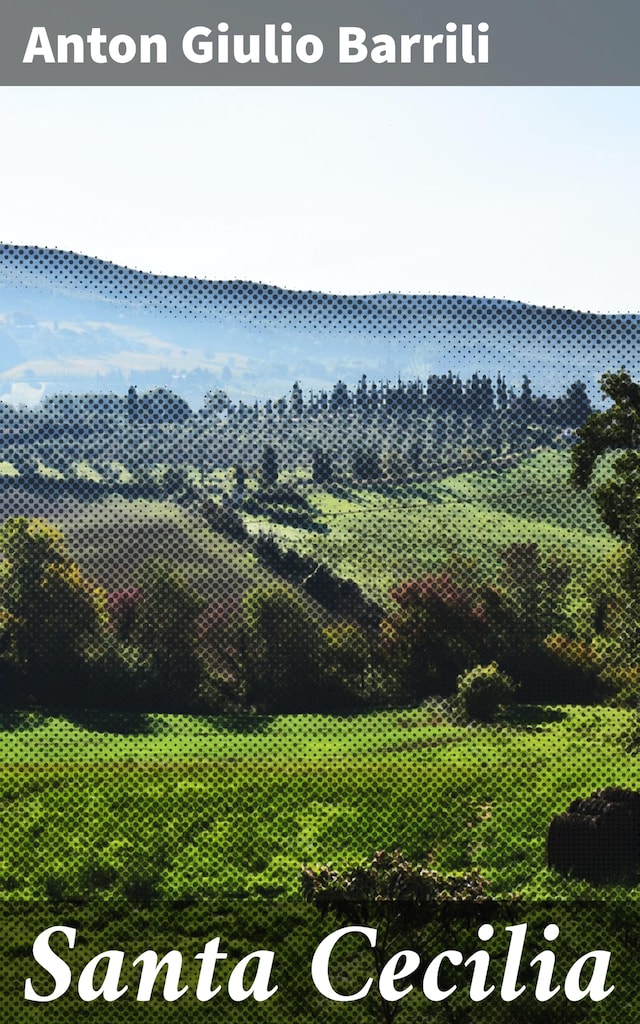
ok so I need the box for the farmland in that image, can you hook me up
[2,402,639,1021]
[0,705,639,1021]
[0,703,636,903]
[0,448,615,603]
[239,450,615,601]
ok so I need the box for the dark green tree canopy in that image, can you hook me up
[571,371,640,552]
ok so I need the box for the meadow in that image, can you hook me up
[0,703,636,903]
[244,450,615,601]
[3,448,610,604]
[1,705,640,1021]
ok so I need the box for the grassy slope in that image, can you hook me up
[0,705,639,1021]
[245,450,615,600]
[58,496,273,599]
[4,450,613,605]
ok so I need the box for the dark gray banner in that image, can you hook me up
[0,0,639,85]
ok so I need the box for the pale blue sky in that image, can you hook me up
[0,86,638,311]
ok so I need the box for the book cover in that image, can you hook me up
[0,1,639,1019]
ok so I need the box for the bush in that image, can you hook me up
[199,499,248,542]
[457,662,516,722]
[302,851,500,1024]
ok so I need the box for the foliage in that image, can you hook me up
[302,849,495,1024]
[323,621,370,693]
[243,583,330,712]
[381,573,488,701]
[254,534,382,631]
[199,498,248,542]
[478,544,578,701]
[496,542,570,646]
[0,516,102,705]
[456,663,516,722]
[261,445,279,487]
[377,547,595,706]
[107,587,142,642]
[0,499,628,714]
[135,562,206,710]
[312,446,333,484]
[543,633,630,704]
[242,583,368,711]
[301,848,491,925]
[571,370,640,551]
[351,447,382,480]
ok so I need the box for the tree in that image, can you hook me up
[312,447,333,484]
[481,544,575,703]
[323,621,370,694]
[561,380,592,429]
[232,464,246,506]
[571,371,640,553]
[0,517,103,705]
[291,381,304,418]
[242,583,337,712]
[139,387,192,424]
[330,380,350,415]
[135,562,206,710]
[380,573,488,701]
[261,445,279,487]
[202,388,230,417]
[571,374,640,708]
[107,588,142,643]
[127,384,140,423]
[496,542,570,649]
[352,446,382,481]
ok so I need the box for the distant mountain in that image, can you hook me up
[0,244,637,407]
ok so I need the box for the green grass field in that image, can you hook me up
[240,450,615,600]
[0,706,639,1022]
[31,449,614,606]
[0,704,636,904]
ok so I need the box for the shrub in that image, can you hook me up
[302,851,497,1024]
[457,662,516,722]
[301,849,491,922]
[199,499,248,542]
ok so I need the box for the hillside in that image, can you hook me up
[1,244,638,406]
[1,449,613,607]
[59,496,272,599]
[240,450,615,600]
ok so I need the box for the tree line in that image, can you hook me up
[0,374,592,492]
[0,522,632,717]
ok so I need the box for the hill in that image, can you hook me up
[0,449,614,607]
[1,244,637,407]
[58,496,273,600]
[241,450,615,601]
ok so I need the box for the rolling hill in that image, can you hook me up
[0,244,637,408]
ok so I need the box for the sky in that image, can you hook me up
[0,86,638,312]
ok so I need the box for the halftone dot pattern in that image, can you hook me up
[3,244,640,342]
[1,245,640,1019]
